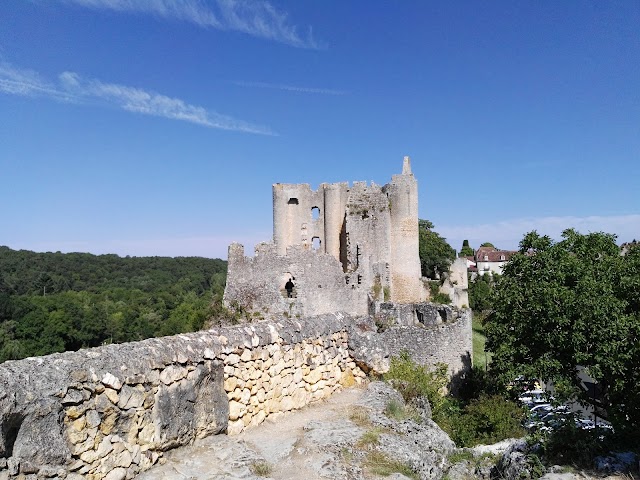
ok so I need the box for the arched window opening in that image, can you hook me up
[311,206,320,220]
[312,237,321,251]
[288,198,299,205]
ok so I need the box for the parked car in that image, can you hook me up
[518,390,554,408]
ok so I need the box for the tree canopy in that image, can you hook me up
[459,240,474,257]
[0,247,227,362]
[485,230,640,435]
[418,220,456,279]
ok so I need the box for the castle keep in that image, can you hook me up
[224,157,426,318]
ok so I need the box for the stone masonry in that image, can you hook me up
[223,157,426,319]
[0,309,471,479]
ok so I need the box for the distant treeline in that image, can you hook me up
[0,246,227,363]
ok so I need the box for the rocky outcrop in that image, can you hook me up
[353,382,455,480]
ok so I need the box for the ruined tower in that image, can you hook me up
[224,157,426,319]
[386,156,423,302]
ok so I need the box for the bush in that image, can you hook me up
[383,351,449,415]
[428,281,451,304]
[537,422,613,468]
[450,394,526,446]
[384,352,526,448]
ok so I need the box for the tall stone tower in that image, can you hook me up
[386,156,424,302]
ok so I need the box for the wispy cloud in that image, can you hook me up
[439,214,640,251]
[0,61,273,134]
[0,63,72,100]
[58,0,321,49]
[235,80,346,96]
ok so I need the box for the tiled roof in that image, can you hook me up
[475,246,516,263]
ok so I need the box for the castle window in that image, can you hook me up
[288,198,299,205]
[311,206,320,220]
[312,237,321,251]
[357,274,362,285]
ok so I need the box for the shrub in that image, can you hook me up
[384,352,526,448]
[538,422,612,468]
[428,281,451,304]
[383,351,449,416]
[450,394,526,446]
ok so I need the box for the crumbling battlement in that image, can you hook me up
[224,157,425,319]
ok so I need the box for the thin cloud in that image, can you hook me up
[0,62,73,101]
[235,80,346,96]
[59,0,321,49]
[439,214,640,252]
[0,61,273,134]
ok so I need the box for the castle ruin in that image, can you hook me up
[224,156,428,318]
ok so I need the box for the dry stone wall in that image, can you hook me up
[0,314,364,480]
[0,306,470,480]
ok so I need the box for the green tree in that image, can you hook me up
[418,220,456,279]
[480,242,495,248]
[485,230,640,437]
[468,274,494,311]
[459,240,474,257]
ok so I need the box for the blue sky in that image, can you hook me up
[1,1,638,259]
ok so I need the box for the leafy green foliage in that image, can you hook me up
[384,351,449,417]
[428,281,452,304]
[485,230,640,438]
[0,246,228,362]
[448,394,526,446]
[459,240,474,257]
[534,422,612,469]
[385,353,525,448]
[480,242,495,248]
[468,273,498,312]
[418,220,456,279]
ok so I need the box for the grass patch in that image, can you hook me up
[364,451,418,479]
[447,450,475,464]
[348,407,371,427]
[356,427,385,449]
[384,399,422,423]
[250,460,273,477]
[448,450,498,469]
[472,314,492,369]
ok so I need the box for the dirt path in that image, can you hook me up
[135,386,367,480]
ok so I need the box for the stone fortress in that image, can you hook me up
[225,157,431,319]
[0,157,472,479]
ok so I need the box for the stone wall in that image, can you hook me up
[378,308,473,382]
[0,306,470,480]
[0,314,365,480]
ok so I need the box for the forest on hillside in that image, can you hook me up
[0,246,227,363]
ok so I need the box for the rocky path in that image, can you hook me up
[136,386,369,480]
